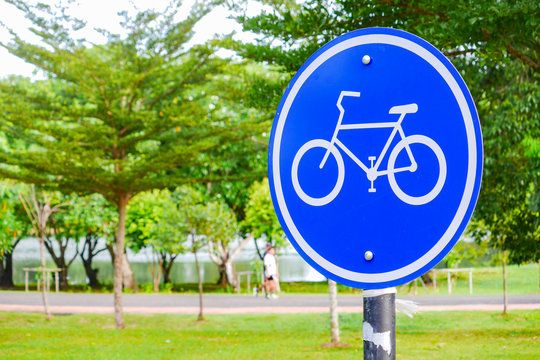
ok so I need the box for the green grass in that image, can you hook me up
[0,311,538,359]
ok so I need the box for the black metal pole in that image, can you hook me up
[363,289,396,360]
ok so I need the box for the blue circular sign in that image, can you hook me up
[268,28,483,289]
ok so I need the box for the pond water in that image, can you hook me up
[12,238,326,285]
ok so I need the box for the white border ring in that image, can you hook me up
[272,32,479,284]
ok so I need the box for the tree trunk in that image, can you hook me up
[18,191,61,321]
[502,250,508,315]
[43,239,66,289]
[152,253,162,293]
[39,233,51,321]
[80,235,102,288]
[208,237,251,290]
[225,262,237,290]
[162,253,176,284]
[216,264,228,288]
[113,195,129,329]
[82,258,100,288]
[215,261,238,289]
[194,250,204,321]
[43,235,79,290]
[328,279,340,345]
[0,250,15,288]
[59,266,68,289]
[122,252,137,292]
[0,239,20,288]
[107,235,137,294]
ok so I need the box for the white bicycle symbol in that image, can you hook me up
[291,91,447,206]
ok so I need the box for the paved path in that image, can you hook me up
[0,292,538,315]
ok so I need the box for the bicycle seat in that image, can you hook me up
[389,103,418,114]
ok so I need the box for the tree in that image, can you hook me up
[127,189,188,291]
[77,194,116,288]
[203,200,249,290]
[468,55,539,313]
[243,177,286,263]
[0,182,31,287]
[327,279,340,346]
[177,186,209,321]
[43,193,114,289]
[202,63,287,221]
[42,192,83,289]
[0,0,262,329]
[19,185,66,320]
[243,178,284,245]
[232,1,538,72]
[444,238,490,269]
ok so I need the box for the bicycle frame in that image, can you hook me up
[320,91,419,191]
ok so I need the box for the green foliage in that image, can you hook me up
[172,186,209,252]
[73,193,117,241]
[127,189,188,254]
[0,182,30,255]
[201,62,288,221]
[169,186,239,253]
[232,1,538,73]
[443,238,489,268]
[243,178,284,246]
[471,55,540,264]
[0,0,262,204]
[48,193,110,241]
[202,200,238,247]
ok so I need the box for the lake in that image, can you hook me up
[12,237,326,285]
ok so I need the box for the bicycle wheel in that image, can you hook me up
[291,139,345,206]
[387,135,446,205]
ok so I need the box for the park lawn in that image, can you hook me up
[0,310,538,359]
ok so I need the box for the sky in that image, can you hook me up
[0,0,261,79]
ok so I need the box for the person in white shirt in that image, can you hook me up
[263,244,279,299]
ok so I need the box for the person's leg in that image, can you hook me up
[269,278,278,298]
[265,277,272,298]
[256,278,266,296]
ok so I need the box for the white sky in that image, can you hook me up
[0,0,261,79]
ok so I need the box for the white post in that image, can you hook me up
[25,270,29,292]
[469,269,473,295]
[447,271,452,295]
[55,270,59,293]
